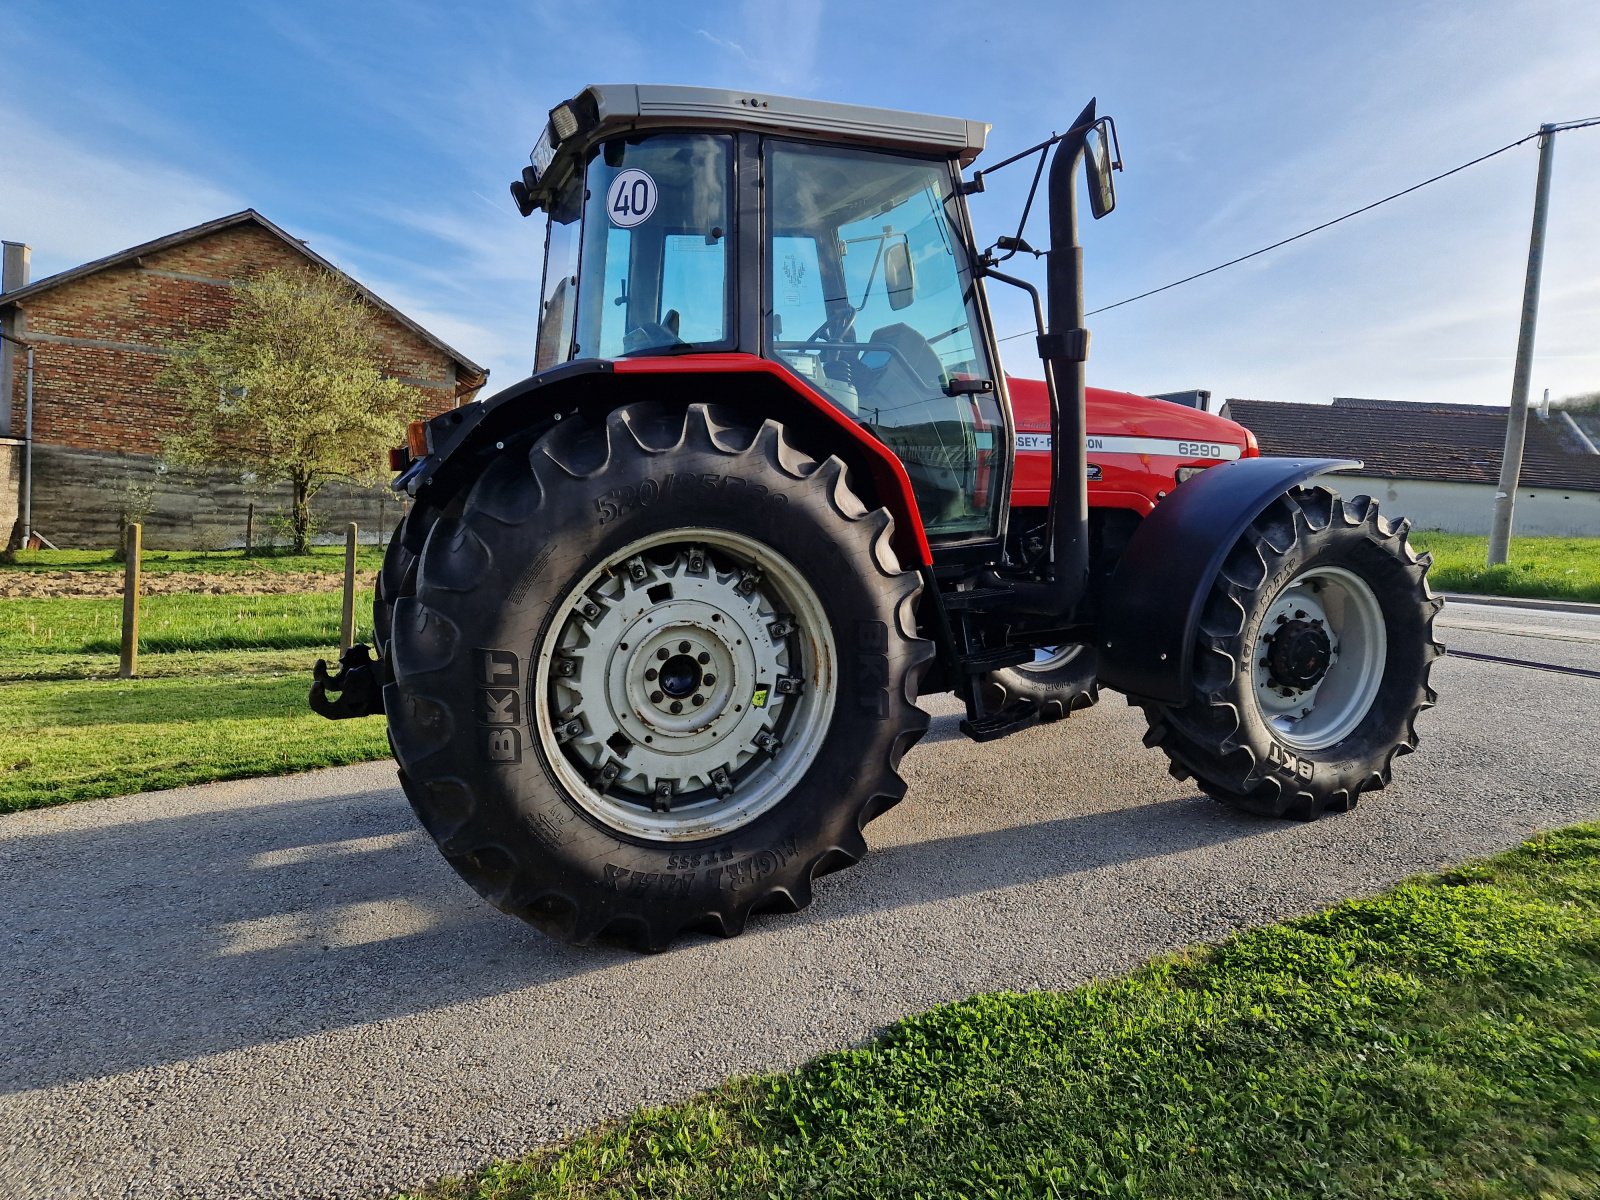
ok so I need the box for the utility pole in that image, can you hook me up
[1487,124,1556,565]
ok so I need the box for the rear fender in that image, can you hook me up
[396,353,932,567]
[1095,456,1361,704]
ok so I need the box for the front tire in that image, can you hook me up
[982,643,1098,722]
[1141,486,1443,820]
[384,402,932,948]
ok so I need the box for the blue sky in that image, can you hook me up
[4,0,1598,406]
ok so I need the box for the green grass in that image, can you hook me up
[407,826,1600,1200]
[1412,532,1600,604]
[1,578,389,808]
[0,651,389,812]
[0,545,388,575]
[0,591,374,659]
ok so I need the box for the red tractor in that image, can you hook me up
[313,85,1442,949]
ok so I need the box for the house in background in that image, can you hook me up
[0,211,487,549]
[1220,396,1600,536]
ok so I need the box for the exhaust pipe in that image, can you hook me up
[988,99,1096,616]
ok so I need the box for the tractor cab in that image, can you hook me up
[521,86,1008,540]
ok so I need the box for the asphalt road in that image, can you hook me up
[4,597,1598,1198]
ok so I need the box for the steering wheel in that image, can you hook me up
[622,321,685,354]
[805,305,858,344]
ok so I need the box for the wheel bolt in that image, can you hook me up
[677,640,691,653]
[697,652,710,664]
[670,701,683,714]
[650,690,663,703]
[691,695,705,707]
[702,674,716,686]
[645,668,658,681]
[656,648,669,661]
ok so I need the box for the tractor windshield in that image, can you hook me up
[764,141,1002,539]
[537,132,734,366]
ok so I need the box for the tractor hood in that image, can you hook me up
[1007,377,1260,512]
[1008,378,1255,450]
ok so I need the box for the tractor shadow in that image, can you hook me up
[0,751,1266,1093]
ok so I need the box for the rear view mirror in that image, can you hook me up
[1085,117,1121,219]
[884,240,916,310]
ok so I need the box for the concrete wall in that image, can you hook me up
[0,438,20,544]
[1342,475,1600,536]
[29,446,408,549]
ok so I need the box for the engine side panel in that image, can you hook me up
[1008,378,1259,513]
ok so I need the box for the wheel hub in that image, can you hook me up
[536,529,837,840]
[1264,618,1333,691]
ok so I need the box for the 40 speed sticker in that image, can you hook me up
[607,169,658,228]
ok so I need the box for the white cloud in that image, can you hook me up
[0,106,244,281]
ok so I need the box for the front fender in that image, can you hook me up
[394,353,933,568]
[1095,456,1361,705]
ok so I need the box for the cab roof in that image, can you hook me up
[579,84,989,164]
[515,83,990,215]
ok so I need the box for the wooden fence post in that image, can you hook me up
[340,522,358,652]
[245,503,254,557]
[120,523,142,679]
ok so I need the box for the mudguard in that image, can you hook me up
[1095,456,1361,705]
[393,353,933,568]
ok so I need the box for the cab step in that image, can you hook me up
[959,700,1042,743]
[941,586,1014,612]
[958,644,1035,673]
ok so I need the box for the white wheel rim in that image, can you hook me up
[1250,565,1386,752]
[534,528,836,841]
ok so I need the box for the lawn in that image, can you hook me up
[0,545,388,576]
[409,824,1600,1200]
[1411,532,1600,604]
[1,575,389,812]
[0,659,389,812]
[1,591,373,659]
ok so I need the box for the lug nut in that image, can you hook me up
[697,652,710,664]
[702,674,716,686]
[691,695,705,707]
[656,648,669,661]
[645,668,658,681]
[677,640,690,653]
[650,690,663,704]
[670,701,683,714]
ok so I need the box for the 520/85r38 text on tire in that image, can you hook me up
[1141,485,1444,821]
[383,402,932,950]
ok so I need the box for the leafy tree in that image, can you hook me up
[161,267,416,553]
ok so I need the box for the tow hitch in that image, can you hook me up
[309,644,384,720]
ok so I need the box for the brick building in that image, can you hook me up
[0,210,487,548]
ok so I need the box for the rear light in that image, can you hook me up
[406,419,430,459]
[388,446,409,473]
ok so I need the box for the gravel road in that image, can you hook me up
[3,597,1597,1198]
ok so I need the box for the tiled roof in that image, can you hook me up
[0,210,487,381]
[1220,396,1600,493]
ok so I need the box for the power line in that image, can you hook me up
[996,122,1593,342]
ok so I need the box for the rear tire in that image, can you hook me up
[1140,486,1443,820]
[982,644,1098,722]
[383,402,932,948]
